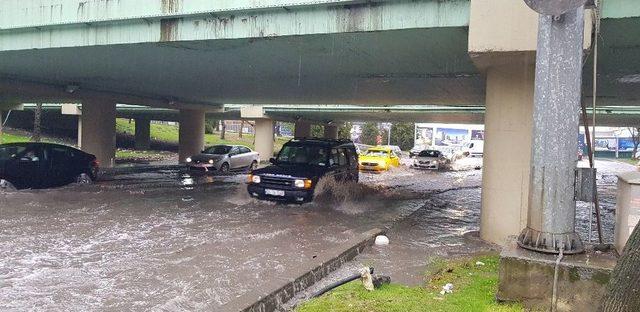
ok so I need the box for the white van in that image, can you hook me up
[465,140,484,157]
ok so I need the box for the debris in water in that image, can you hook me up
[375,235,389,246]
[372,275,391,289]
[440,283,454,295]
[360,267,374,291]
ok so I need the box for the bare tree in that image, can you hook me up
[220,120,226,140]
[629,127,640,160]
[238,120,244,139]
[31,103,42,142]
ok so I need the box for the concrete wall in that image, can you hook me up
[614,171,640,254]
[480,59,535,246]
[468,0,539,54]
[468,0,592,63]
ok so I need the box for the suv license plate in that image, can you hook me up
[265,189,285,196]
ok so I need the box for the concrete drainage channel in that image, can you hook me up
[224,228,384,312]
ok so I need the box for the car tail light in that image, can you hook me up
[92,160,100,167]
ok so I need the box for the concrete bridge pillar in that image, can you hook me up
[480,58,536,246]
[323,124,339,139]
[254,119,274,161]
[80,100,117,168]
[179,109,205,163]
[134,118,151,150]
[294,120,311,138]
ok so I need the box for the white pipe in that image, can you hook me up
[551,245,565,312]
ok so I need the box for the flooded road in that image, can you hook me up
[0,158,632,311]
[0,163,474,311]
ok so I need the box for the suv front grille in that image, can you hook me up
[261,176,293,187]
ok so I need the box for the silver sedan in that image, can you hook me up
[186,145,260,173]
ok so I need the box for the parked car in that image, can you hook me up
[0,142,99,190]
[412,149,448,170]
[186,145,259,173]
[247,138,359,203]
[410,145,427,158]
[354,143,372,155]
[358,146,401,172]
[381,145,403,156]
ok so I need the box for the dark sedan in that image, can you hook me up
[0,142,99,190]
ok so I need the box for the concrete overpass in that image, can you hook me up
[15,103,640,127]
[1,0,639,248]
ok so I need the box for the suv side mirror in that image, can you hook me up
[269,157,277,164]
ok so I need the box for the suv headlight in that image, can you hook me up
[250,175,261,184]
[294,179,313,189]
[186,157,192,163]
[209,159,215,164]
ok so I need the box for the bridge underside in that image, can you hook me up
[0,28,484,106]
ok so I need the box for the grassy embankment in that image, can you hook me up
[1,119,290,161]
[296,253,523,312]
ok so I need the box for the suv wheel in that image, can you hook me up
[76,173,93,184]
[0,179,16,191]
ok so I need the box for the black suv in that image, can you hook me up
[247,138,359,203]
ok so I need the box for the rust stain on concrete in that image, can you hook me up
[160,18,180,41]
[161,0,181,14]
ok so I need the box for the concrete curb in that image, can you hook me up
[223,228,384,312]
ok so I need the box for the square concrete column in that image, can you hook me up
[80,100,117,168]
[324,124,339,139]
[254,119,274,161]
[294,120,312,138]
[480,60,535,246]
[179,109,205,163]
[134,118,151,150]
[614,171,640,254]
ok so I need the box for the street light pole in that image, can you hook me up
[517,3,586,254]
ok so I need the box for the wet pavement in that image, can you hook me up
[0,157,632,311]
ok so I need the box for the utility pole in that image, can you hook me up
[518,0,588,254]
[32,103,42,142]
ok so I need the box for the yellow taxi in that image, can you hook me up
[358,146,400,172]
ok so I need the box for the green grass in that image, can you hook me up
[115,149,174,161]
[296,253,523,312]
[116,119,289,152]
[0,132,31,144]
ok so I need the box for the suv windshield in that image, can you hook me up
[277,145,329,166]
[204,145,231,155]
[418,150,441,158]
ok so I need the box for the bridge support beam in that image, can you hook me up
[480,57,535,246]
[323,124,339,139]
[179,109,205,163]
[80,101,116,168]
[134,118,151,150]
[294,120,311,138]
[254,119,274,161]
